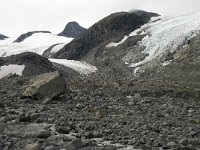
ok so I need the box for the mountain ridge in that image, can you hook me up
[14,31,52,43]
[0,34,8,40]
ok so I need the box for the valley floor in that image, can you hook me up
[1,70,200,150]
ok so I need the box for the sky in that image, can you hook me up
[0,0,200,37]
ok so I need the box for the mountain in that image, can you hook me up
[14,31,52,43]
[58,21,87,38]
[2,10,200,150]
[0,34,8,40]
[51,10,159,60]
[0,32,73,57]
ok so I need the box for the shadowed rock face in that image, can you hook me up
[13,31,52,43]
[0,52,56,76]
[58,21,86,38]
[0,34,8,40]
[53,10,159,60]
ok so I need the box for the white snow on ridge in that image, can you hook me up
[50,43,66,54]
[107,12,200,68]
[49,58,98,75]
[129,12,200,67]
[0,33,73,57]
[0,64,25,79]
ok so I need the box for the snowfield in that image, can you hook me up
[0,32,98,76]
[0,33,73,57]
[49,58,98,75]
[0,64,25,79]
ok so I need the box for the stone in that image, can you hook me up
[35,130,51,138]
[166,141,178,148]
[23,71,66,100]
[179,138,190,146]
[44,146,58,150]
[70,138,84,149]
[0,123,6,134]
[104,145,117,150]
[24,143,42,150]
[56,126,70,134]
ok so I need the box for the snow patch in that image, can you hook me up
[49,58,97,75]
[106,36,129,48]
[0,64,25,79]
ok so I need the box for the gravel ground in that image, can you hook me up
[1,71,200,150]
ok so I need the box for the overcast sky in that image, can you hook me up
[0,0,200,36]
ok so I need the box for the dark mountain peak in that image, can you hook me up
[67,21,80,26]
[0,34,8,40]
[58,21,86,38]
[129,9,153,16]
[14,31,52,43]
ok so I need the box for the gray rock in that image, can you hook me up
[24,143,42,150]
[104,145,117,150]
[44,146,58,150]
[23,71,66,100]
[166,141,178,148]
[0,123,6,134]
[56,126,70,134]
[69,138,84,149]
[35,130,51,138]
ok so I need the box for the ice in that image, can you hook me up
[106,12,200,68]
[49,58,98,75]
[0,64,25,79]
[130,12,200,67]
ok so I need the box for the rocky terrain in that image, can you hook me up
[58,22,86,38]
[1,10,200,150]
[0,34,8,40]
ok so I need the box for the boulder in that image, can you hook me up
[24,143,42,150]
[23,71,66,100]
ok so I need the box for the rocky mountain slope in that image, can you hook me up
[58,21,86,38]
[1,10,200,150]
